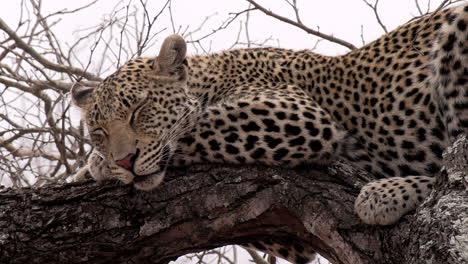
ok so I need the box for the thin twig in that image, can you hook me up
[0,17,101,81]
[362,0,388,33]
[246,0,357,50]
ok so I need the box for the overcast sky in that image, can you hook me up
[0,0,458,263]
[0,0,455,57]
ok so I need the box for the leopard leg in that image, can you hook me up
[355,176,435,225]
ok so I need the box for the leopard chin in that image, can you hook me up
[133,170,166,191]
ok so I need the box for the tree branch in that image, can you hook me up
[0,17,101,81]
[362,0,388,33]
[0,161,365,264]
[1,131,466,264]
[0,137,61,160]
[246,0,357,50]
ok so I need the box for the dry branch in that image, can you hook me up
[246,0,357,50]
[362,0,388,33]
[0,18,101,81]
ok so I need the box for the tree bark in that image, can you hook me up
[0,137,466,264]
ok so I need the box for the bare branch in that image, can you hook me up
[0,17,101,81]
[136,0,170,56]
[245,4,252,48]
[362,0,388,33]
[285,0,302,24]
[246,0,357,50]
[245,248,270,264]
[414,0,427,16]
[0,137,61,161]
[186,8,255,48]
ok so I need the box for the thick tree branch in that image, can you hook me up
[1,136,467,264]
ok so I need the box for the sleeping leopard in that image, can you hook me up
[71,4,468,264]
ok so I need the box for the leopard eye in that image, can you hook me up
[130,98,150,126]
[90,128,107,142]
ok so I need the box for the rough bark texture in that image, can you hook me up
[0,137,467,264]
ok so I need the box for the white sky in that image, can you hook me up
[0,0,454,57]
[0,0,459,263]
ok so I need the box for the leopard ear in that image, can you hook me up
[154,34,187,74]
[71,82,95,108]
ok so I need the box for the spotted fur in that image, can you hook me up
[71,4,468,263]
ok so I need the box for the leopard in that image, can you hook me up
[71,4,468,264]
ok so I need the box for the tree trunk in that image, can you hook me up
[1,137,467,264]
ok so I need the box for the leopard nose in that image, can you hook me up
[116,154,135,170]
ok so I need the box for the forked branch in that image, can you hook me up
[246,0,357,50]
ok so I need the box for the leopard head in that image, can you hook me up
[71,34,197,190]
